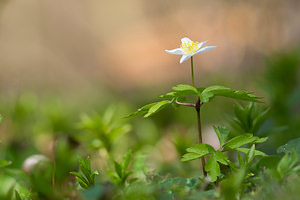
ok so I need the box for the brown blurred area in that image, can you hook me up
[0,0,300,95]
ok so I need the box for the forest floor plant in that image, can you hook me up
[127,37,265,181]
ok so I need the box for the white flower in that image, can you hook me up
[165,37,216,63]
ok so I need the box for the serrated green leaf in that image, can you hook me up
[199,85,262,103]
[181,153,203,162]
[222,134,265,151]
[200,86,229,103]
[144,100,171,118]
[186,143,216,154]
[125,103,156,118]
[214,126,230,147]
[215,150,229,166]
[237,148,267,157]
[181,144,215,162]
[205,154,220,182]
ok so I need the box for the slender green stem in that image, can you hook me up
[191,56,195,87]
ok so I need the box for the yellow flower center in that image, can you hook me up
[180,41,199,54]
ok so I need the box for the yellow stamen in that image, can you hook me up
[180,41,199,54]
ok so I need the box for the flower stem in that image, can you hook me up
[196,99,206,176]
[191,56,195,87]
[190,56,206,176]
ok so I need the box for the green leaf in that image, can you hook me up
[237,148,267,157]
[79,159,93,184]
[256,156,281,169]
[144,100,172,118]
[199,85,263,103]
[125,103,156,118]
[181,153,203,162]
[122,150,132,171]
[276,153,293,177]
[215,150,229,166]
[214,126,230,147]
[254,137,268,144]
[246,144,256,167]
[222,134,267,151]
[15,191,22,200]
[186,143,216,154]
[200,86,229,103]
[205,154,220,182]
[237,152,244,167]
[158,92,178,98]
[181,144,215,162]
[0,160,12,168]
[77,177,89,189]
[277,137,300,159]
[172,84,199,94]
[70,172,89,186]
[114,161,123,178]
[0,115,2,124]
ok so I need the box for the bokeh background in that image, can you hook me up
[0,0,300,198]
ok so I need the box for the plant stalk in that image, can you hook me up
[190,56,206,176]
[191,56,195,87]
[196,99,206,176]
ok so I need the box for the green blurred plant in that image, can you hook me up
[78,106,131,153]
[0,115,12,168]
[230,103,269,136]
[70,156,99,189]
[108,150,137,186]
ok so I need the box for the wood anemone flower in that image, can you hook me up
[165,37,216,63]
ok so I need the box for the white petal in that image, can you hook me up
[165,48,184,55]
[180,54,192,63]
[181,37,192,44]
[197,41,208,50]
[195,46,216,54]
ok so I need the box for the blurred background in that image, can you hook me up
[0,0,300,198]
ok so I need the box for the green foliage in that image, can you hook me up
[214,126,230,147]
[182,126,267,181]
[0,160,12,168]
[266,151,300,182]
[277,137,300,159]
[181,144,215,162]
[127,84,262,118]
[70,156,99,189]
[220,168,246,200]
[199,85,262,103]
[108,151,136,186]
[78,106,131,152]
[222,133,267,151]
[230,103,269,135]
